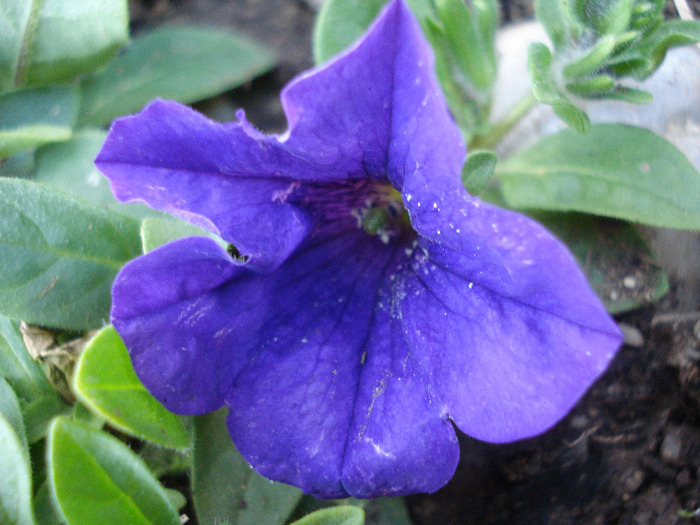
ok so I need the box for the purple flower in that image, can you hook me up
[95,0,621,498]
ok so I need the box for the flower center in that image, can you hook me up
[275,178,414,244]
[350,187,411,244]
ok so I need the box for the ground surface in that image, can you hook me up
[129,1,700,523]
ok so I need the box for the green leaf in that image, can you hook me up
[22,395,68,444]
[532,212,668,313]
[497,124,700,229]
[0,0,33,92]
[0,377,27,451]
[291,497,412,525]
[0,86,78,159]
[47,416,179,525]
[565,74,615,96]
[0,177,141,330]
[73,326,191,451]
[535,0,577,49]
[291,507,365,525]
[313,0,390,64]
[191,408,303,525]
[0,151,35,178]
[0,413,34,525]
[434,0,497,91]
[608,20,700,80]
[461,150,496,195]
[562,34,617,79]
[140,216,224,254]
[313,0,433,65]
[527,43,589,133]
[20,0,128,87]
[78,25,275,126]
[33,482,61,525]
[164,489,187,512]
[33,130,155,219]
[571,0,632,34]
[0,316,52,402]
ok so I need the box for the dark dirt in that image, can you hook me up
[127,1,700,523]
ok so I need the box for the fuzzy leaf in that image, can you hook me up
[47,416,179,525]
[0,178,141,330]
[0,414,34,525]
[73,326,191,451]
[191,409,303,525]
[0,86,78,159]
[20,0,128,87]
[497,124,700,229]
[291,507,365,525]
[33,130,154,219]
[78,25,275,126]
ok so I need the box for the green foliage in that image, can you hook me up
[0,0,128,93]
[140,216,224,254]
[529,0,700,129]
[47,416,179,525]
[291,506,365,525]
[78,25,275,126]
[462,150,496,195]
[313,0,434,64]
[497,124,700,229]
[0,413,35,525]
[0,178,142,330]
[191,409,303,525]
[0,86,78,159]
[33,130,154,219]
[73,326,191,451]
[0,317,67,443]
[527,43,589,133]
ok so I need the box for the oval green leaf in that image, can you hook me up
[0,178,141,330]
[0,377,27,451]
[47,416,179,525]
[141,216,225,254]
[497,124,700,229]
[78,25,275,126]
[462,150,496,195]
[0,86,78,159]
[73,326,190,451]
[33,130,155,219]
[313,0,432,65]
[0,0,32,93]
[291,507,365,525]
[21,0,128,87]
[192,409,302,525]
[0,414,34,525]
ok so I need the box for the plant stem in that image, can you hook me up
[469,91,537,150]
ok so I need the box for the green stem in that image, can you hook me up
[469,91,537,150]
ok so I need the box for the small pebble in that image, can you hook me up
[619,323,644,348]
[661,431,682,464]
[622,468,645,493]
[622,276,637,289]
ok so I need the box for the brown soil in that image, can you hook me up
[128,1,700,523]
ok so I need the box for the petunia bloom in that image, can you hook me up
[95,0,622,498]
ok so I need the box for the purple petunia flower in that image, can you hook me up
[95,0,622,498]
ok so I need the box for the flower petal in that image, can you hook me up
[95,0,465,271]
[340,289,459,497]
[112,237,248,413]
[400,193,622,442]
[96,101,313,272]
[225,233,401,498]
